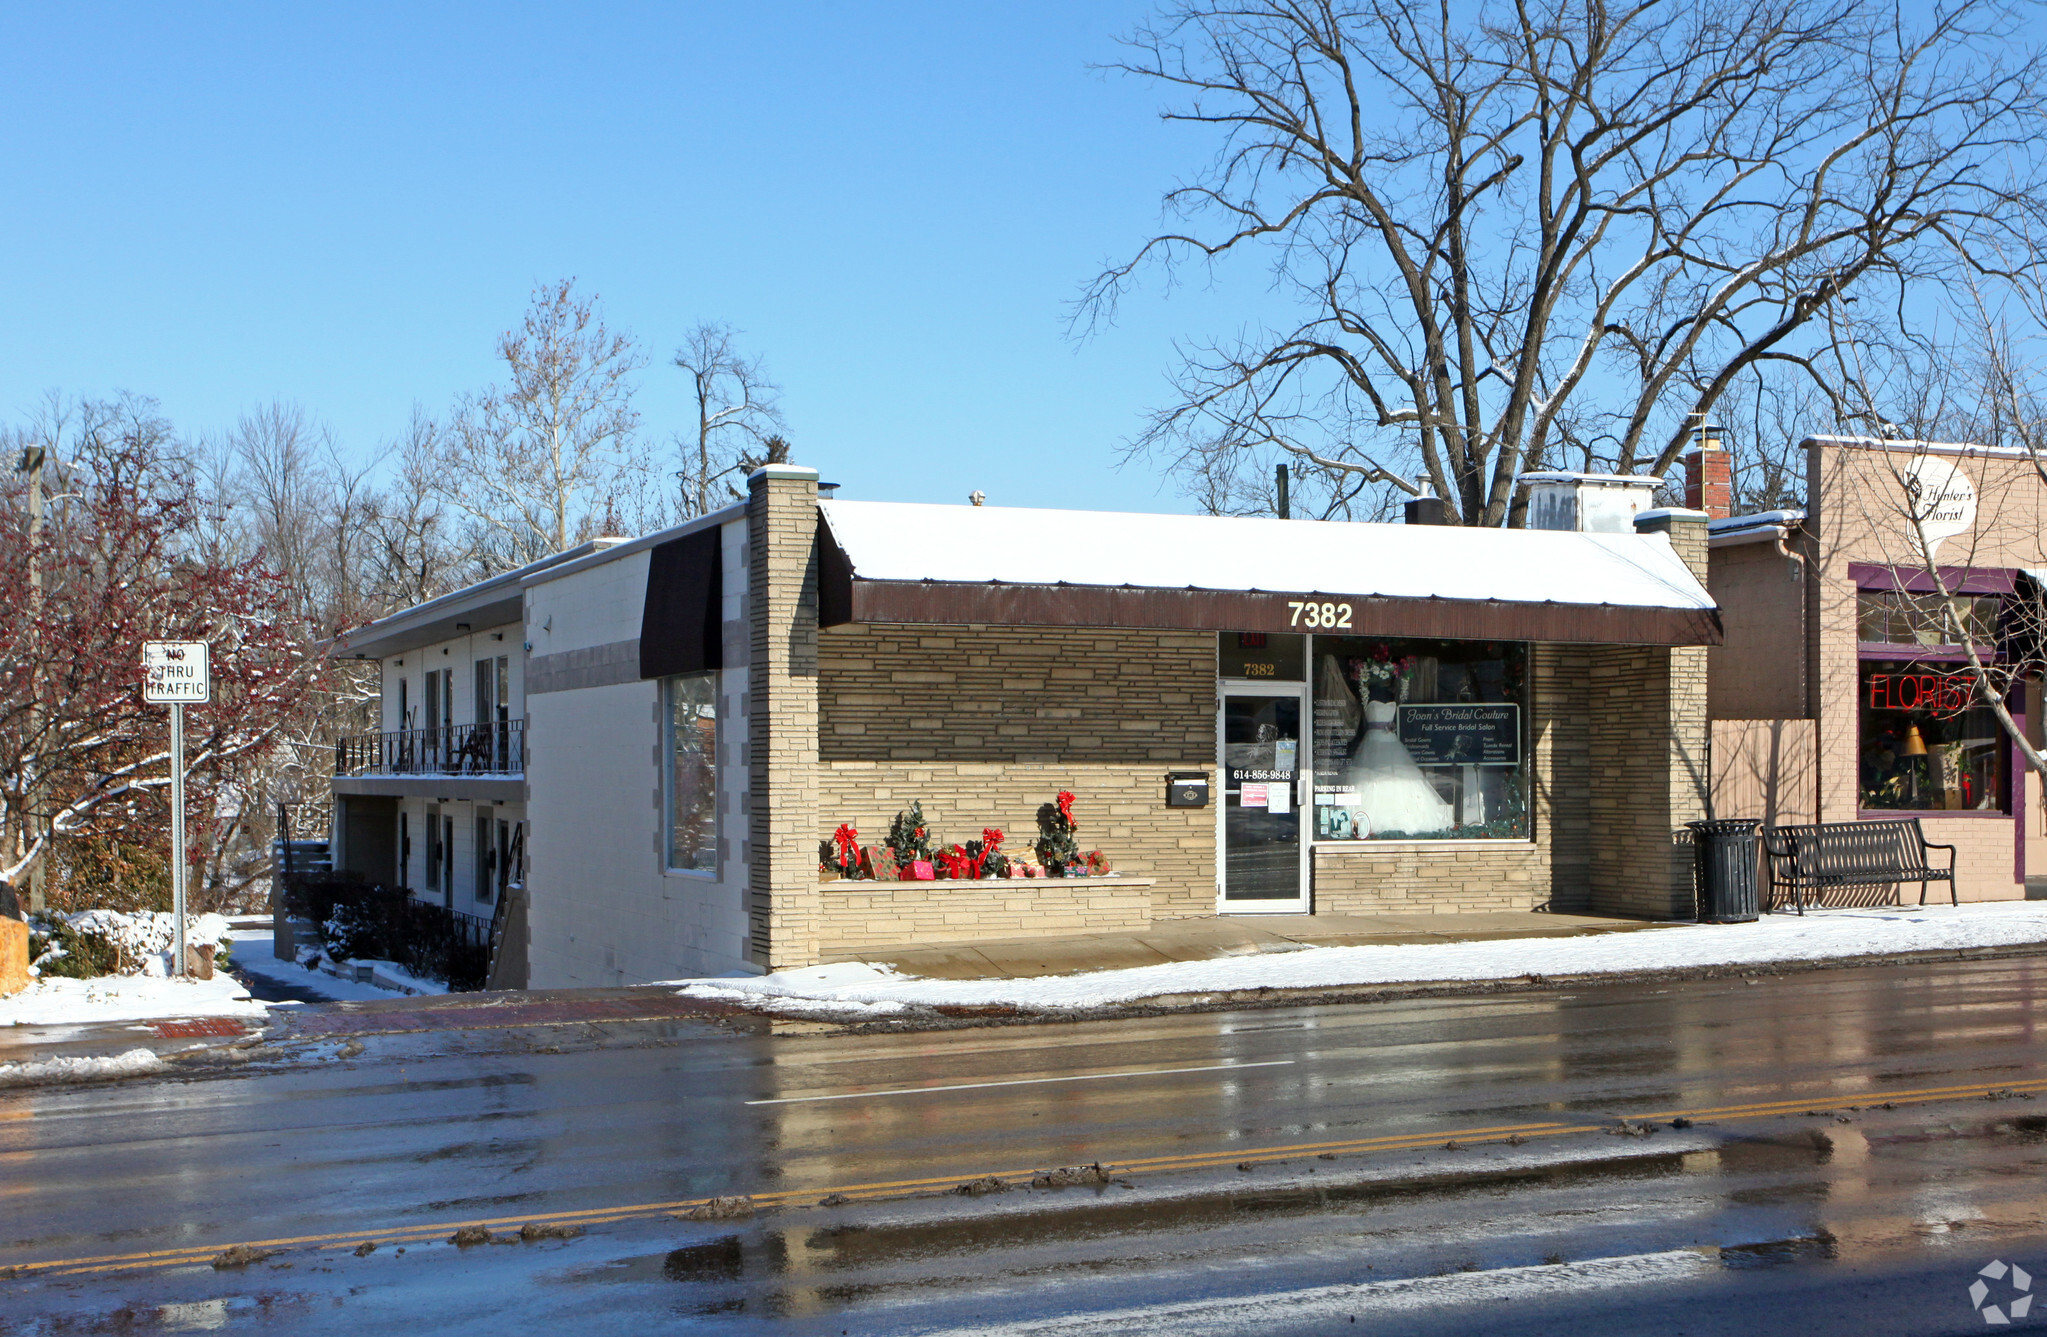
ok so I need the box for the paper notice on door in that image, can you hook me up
[1240,783,1269,809]
[1268,780,1292,815]
[1274,739,1297,772]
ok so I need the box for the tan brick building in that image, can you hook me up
[334,462,1727,984]
[1703,434,2047,903]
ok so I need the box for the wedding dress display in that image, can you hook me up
[1345,700,1455,835]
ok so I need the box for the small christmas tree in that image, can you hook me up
[1035,790,1081,875]
[885,801,936,870]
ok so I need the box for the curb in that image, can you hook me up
[807,938,2047,1032]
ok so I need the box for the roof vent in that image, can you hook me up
[1516,472,1663,534]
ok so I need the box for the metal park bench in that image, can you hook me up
[1759,819,1957,915]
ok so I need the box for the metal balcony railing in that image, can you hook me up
[335,719,525,777]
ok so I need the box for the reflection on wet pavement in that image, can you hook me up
[7,956,2047,1333]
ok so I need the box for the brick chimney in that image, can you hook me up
[1683,421,1731,519]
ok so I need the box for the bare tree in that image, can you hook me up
[365,407,466,609]
[671,322,784,517]
[1084,0,2047,524]
[435,279,645,572]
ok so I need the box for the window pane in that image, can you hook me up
[1856,592,1890,643]
[1311,638,1527,840]
[1219,631,1305,680]
[667,674,718,871]
[1858,660,2008,812]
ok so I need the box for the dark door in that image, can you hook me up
[1221,690,1305,907]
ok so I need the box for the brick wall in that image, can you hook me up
[1708,538,1810,721]
[1580,513,1713,919]
[817,877,1160,953]
[816,622,1216,953]
[749,467,823,968]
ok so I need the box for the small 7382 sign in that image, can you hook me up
[142,641,211,704]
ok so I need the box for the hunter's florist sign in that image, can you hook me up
[1898,454,1977,560]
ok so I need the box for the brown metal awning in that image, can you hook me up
[819,524,1721,646]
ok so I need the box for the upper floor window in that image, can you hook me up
[664,673,719,874]
[1857,589,1999,647]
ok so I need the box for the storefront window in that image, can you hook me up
[1858,661,2008,812]
[1856,590,1999,646]
[664,673,719,872]
[1310,638,1527,840]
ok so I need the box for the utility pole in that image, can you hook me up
[16,446,44,910]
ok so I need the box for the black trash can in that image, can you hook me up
[1686,819,1761,922]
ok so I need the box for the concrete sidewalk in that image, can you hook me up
[822,910,1666,981]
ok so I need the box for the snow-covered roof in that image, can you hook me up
[1708,509,1804,533]
[818,500,1714,613]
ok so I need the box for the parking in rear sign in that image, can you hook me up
[142,641,210,704]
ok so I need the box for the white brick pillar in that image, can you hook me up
[747,464,822,969]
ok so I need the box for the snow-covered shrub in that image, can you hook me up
[26,910,233,979]
[31,920,122,979]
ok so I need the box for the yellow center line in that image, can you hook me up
[10,1071,2044,1280]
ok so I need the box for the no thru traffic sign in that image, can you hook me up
[142,641,210,704]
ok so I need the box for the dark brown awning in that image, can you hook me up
[640,526,724,677]
[832,575,1721,646]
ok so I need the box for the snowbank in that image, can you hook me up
[670,903,2047,1014]
[0,1047,166,1088]
[0,973,265,1027]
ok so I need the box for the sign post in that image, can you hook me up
[142,642,210,976]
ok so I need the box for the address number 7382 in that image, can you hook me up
[1288,600,1354,629]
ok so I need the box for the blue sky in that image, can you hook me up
[0,3,1275,513]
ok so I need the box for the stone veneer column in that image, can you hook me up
[1621,507,1713,918]
[747,464,822,969]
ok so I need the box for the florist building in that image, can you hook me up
[329,464,1726,986]
[1701,432,2047,902]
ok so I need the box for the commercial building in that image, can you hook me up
[1702,434,2046,902]
[329,464,1726,986]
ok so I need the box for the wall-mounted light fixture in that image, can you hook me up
[455,622,472,632]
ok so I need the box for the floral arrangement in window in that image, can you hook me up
[1351,644,1416,702]
[820,794,1115,881]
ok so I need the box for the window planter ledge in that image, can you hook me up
[819,875,1156,893]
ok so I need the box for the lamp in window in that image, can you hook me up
[1900,724,1929,805]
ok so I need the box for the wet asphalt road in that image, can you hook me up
[6,955,2047,1334]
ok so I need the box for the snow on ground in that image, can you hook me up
[0,1047,166,1088]
[31,910,237,979]
[682,983,908,1019]
[227,929,449,1001]
[670,903,2047,1014]
[0,973,265,1027]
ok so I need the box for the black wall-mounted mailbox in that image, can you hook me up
[1166,772,1210,808]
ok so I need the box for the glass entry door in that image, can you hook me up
[1220,687,1308,911]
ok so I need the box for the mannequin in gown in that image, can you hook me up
[1345,700,1455,835]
